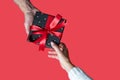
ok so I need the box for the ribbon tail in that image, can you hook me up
[38,33,47,51]
[39,43,45,51]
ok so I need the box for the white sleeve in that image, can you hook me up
[68,67,92,80]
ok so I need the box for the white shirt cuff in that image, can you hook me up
[68,67,92,80]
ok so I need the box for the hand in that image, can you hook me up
[48,42,74,73]
[14,0,39,35]
[24,9,38,35]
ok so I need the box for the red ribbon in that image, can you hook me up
[30,14,66,51]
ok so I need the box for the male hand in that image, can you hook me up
[14,0,39,35]
[24,9,38,35]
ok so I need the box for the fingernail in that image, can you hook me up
[51,41,54,45]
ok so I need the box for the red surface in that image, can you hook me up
[0,0,120,80]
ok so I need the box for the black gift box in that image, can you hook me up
[28,11,66,48]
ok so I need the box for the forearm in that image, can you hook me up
[14,0,35,14]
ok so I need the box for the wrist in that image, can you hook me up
[64,62,75,73]
[14,0,34,14]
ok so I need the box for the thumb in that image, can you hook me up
[24,23,30,35]
[24,12,34,35]
[51,42,61,54]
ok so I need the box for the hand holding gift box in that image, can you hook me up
[28,12,67,51]
[13,0,67,51]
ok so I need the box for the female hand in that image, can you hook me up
[48,42,74,73]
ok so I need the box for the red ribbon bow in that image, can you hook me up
[30,14,66,51]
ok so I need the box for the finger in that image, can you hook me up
[59,42,67,51]
[49,48,54,51]
[24,12,34,35]
[48,51,57,55]
[59,42,66,49]
[49,47,63,52]
[48,54,58,59]
[24,23,30,35]
[48,49,55,52]
[51,42,61,54]
[59,47,63,51]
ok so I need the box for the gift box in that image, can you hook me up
[27,11,67,51]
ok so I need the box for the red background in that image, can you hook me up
[0,0,120,80]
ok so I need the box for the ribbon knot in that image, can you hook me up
[45,28,50,33]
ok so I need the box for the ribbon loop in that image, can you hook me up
[50,14,62,29]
